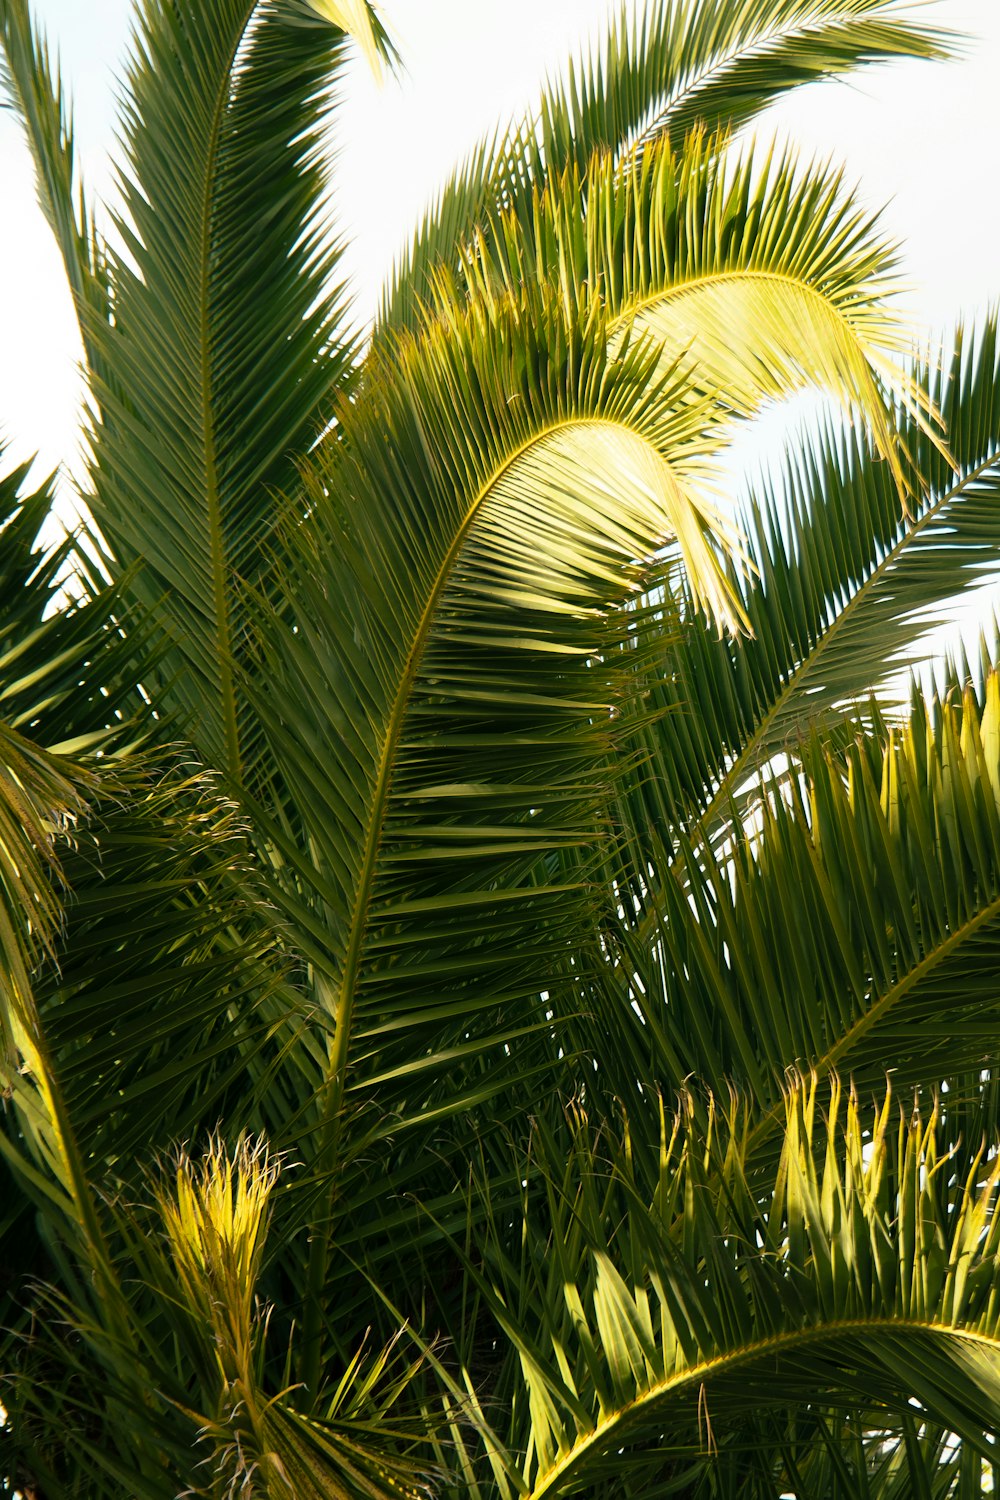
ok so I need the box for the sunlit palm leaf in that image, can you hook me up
[599,667,1000,1137]
[383,0,953,333]
[455,129,936,494]
[615,318,1000,946]
[247,272,754,1385]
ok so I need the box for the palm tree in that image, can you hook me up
[2,0,1000,1493]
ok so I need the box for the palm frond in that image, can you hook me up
[2,1138,437,1499]
[599,666,1000,1135]
[382,0,954,333]
[0,759,309,1499]
[86,0,376,779]
[247,270,757,1386]
[618,317,1000,939]
[454,129,936,494]
[451,1082,1000,1499]
[0,0,109,357]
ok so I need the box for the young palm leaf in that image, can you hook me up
[452,129,939,498]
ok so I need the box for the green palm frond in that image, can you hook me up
[0,457,300,1496]
[382,0,953,333]
[541,0,955,151]
[84,0,379,780]
[0,456,145,753]
[452,1082,1000,1499]
[247,274,752,1384]
[779,1415,996,1499]
[452,128,937,495]
[31,761,287,1160]
[614,317,1000,938]
[599,666,1000,1131]
[0,0,108,352]
[0,451,132,1073]
[144,1139,435,1500]
[0,763,302,1498]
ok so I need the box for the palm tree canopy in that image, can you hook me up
[3,2,1000,1497]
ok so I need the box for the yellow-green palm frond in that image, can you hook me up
[383,0,955,334]
[452,1082,1000,1498]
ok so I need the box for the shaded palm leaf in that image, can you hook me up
[84,0,379,780]
[450,1082,1000,1499]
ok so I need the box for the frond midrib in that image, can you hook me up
[526,1313,998,1499]
[619,266,885,332]
[196,14,248,781]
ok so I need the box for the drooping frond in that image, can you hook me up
[382,0,953,333]
[454,129,935,495]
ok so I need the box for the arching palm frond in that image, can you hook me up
[447,1083,1000,1500]
[382,0,953,334]
[246,271,750,1390]
[453,129,938,493]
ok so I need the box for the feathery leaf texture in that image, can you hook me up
[613,318,1000,937]
[84,0,373,778]
[382,0,953,333]
[460,1084,1000,1498]
[1,0,999,1494]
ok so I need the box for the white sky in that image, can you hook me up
[0,0,998,506]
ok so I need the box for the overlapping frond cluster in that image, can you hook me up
[3,0,1000,1495]
[382,0,953,331]
[457,1083,1000,1498]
